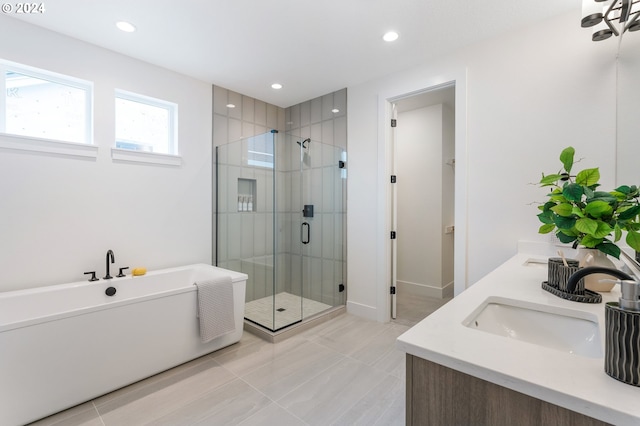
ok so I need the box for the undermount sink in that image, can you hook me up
[522,258,548,268]
[463,297,603,359]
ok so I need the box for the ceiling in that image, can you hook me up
[9,0,578,108]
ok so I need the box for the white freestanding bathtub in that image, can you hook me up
[0,264,247,426]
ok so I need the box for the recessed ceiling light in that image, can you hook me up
[116,21,136,33]
[271,83,283,90]
[331,108,340,113]
[226,103,236,108]
[383,31,399,42]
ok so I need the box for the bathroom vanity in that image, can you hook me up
[397,246,640,425]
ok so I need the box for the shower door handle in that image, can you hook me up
[301,222,310,244]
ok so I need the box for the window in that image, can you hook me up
[0,60,93,145]
[115,90,177,155]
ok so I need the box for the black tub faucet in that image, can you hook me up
[104,250,115,280]
[566,266,634,293]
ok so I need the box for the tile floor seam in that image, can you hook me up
[227,336,336,380]
[270,401,312,426]
[95,362,241,424]
[270,348,348,405]
[313,357,395,425]
[236,375,277,402]
[91,401,106,426]
[233,388,311,426]
[147,377,269,426]
[358,374,403,426]
[328,377,400,426]
[231,375,309,426]
[208,340,282,377]
[309,331,382,357]
[206,353,244,383]
[343,336,403,368]
[91,356,221,411]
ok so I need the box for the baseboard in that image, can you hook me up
[346,300,378,321]
[398,280,452,299]
[442,281,454,298]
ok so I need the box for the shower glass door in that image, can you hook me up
[271,132,303,331]
[296,135,346,319]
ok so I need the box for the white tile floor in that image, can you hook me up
[29,293,450,426]
[244,292,332,330]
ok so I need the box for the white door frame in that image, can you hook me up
[390,103,398,319]
[376,67,469,323]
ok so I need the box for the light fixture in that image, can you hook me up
[226,103,236,108]
[271,83,283,90]
[116,21,136,33]
[331,108,340,113]
[383,31,399,42]
[581,0,640,41]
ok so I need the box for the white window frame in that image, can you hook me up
[0,59,96,159]
[113,89,180,166]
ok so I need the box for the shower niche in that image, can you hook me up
[216,131,347,332]
[237,178,256,212]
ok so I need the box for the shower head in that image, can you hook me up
[297,138,311,148]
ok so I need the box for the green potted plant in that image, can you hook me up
[537,146,640,261]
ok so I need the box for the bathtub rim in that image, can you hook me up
[0,263,248,333]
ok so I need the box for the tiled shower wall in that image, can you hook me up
[212,85,285,146]
[213,85,347,308]
[285,88,347,149]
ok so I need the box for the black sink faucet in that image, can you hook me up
[566,266,634,293]
[104,249,115,280]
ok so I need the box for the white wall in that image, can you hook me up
[616,33,640,186]
[347,10,619,321]
[0,16,212,291]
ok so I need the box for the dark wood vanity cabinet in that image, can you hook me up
[406,355,610,426]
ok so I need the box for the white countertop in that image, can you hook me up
[396,250,640,426]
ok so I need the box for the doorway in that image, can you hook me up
[389,84,455,325]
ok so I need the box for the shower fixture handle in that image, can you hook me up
[301,222,310,244]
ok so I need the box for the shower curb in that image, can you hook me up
[244,306,346,343]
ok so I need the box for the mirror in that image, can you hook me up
[616,33,640,186]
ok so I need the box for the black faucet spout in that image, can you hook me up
[566,266,633,293]
[104,250,115,280]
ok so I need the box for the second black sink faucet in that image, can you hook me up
[104,249,115,280]
[566,266,633,293]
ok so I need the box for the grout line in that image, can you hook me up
[269,345,347,404]
[91,401,106,426]
[370,377,405,426]
[233,377,314,426]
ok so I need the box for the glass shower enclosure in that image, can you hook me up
[216,131,346,332]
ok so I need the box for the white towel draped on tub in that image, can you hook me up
[194,276,235,343]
